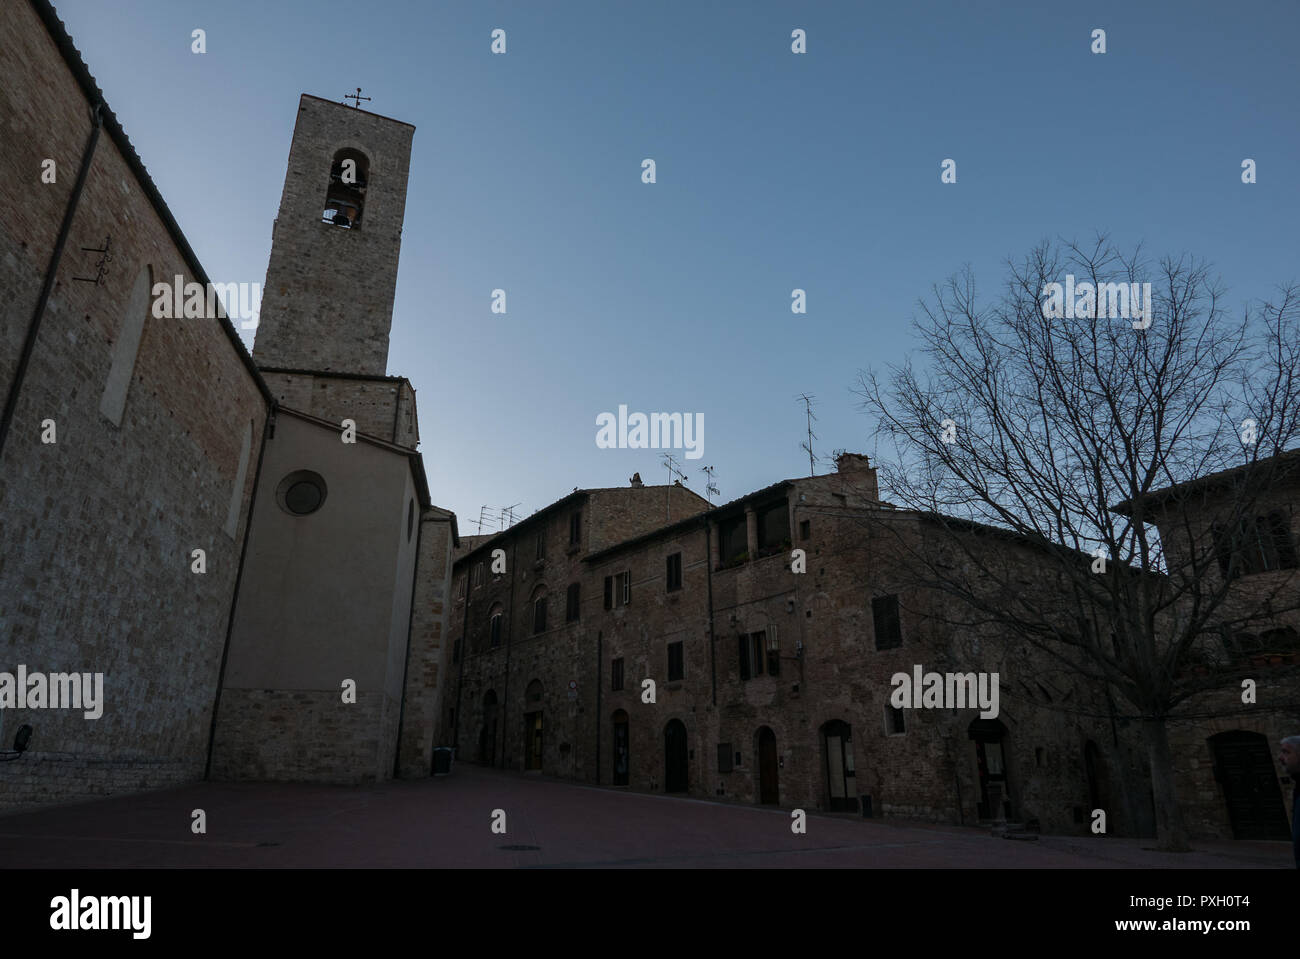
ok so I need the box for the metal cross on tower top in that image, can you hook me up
[342,87,371,109]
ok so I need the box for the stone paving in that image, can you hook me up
[0,763,1290,868]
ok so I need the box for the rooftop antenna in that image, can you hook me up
[700,465,719,504]
[795,393,818,477]
[661,452,687,522]
[475,505,492,535]
[342,87,371,109]
[500,503,521,530]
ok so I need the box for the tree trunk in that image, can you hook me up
[1143,716,1191,852]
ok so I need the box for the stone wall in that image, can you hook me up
[0,0,268,809]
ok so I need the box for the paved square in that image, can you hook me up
[0,765,1289,868]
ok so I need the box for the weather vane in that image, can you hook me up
[342,87,371,109]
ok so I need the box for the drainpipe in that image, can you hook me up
[706,520,717,707]
[501,537,518,767]
[205,406,275,778]
[0,102,103,462]
[392,509,426,778]
[595,630,602,784]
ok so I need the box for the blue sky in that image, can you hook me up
[54,0,1300,530]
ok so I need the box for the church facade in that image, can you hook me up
[0,0,457,807]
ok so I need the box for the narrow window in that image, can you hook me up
[535,525,546,562]
[611,657,624,691]
[604,575,613,610]
[666,552,682,591]
[738,634,751,681]
[533,595,547,634]
[100,265,153,427]
[569,510,582,546]
[566,583,580,622]
[887,704,906,735]
[719,515,746,566]
[490,612,502,648]
[473,562,484,588]
[667,641,684,681]
[717,743,733,773]
[224,419,253,540]
[872,595,902,650]
[799,519,811,541]
[766,630,780,677]
[620,571,631,605]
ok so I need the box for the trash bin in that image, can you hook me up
[432,746,453,776]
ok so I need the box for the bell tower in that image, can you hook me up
[253,93,414,376]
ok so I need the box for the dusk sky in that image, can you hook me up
[51,0,1300,530]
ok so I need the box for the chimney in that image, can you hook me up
[834,452,879,501]
[629,472,644,488]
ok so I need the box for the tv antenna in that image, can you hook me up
[795,393,818,477]
[661,452,688,521]
[700,465,719,504]
[475,505,492,535]
[500,503,521,530]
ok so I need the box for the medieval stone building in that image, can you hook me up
[0,0,1294,849]
[0,0,457,806]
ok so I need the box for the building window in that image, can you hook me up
[799,519,810,541]
[766,631,780,677]
[666,552,682,591]
[667,641,684,681]
[756,501,790,554]
[1216,512,1298,578]
[886,704,906,735]
[718,515,747,566]
[604,576,613,610]
[473,562,484,589]
[611,657,625,691]
[456,575,467,601]
[490,611,502,648]
[603,573,631,608]
[569,510,582,546]
[452,639,460,664]
[100,265,152,428]
[872,595,902,650]
[533,593,548,634]
[535,525,546,562]
[717,743,733,773]
[738,630,775,680]
[619,571,631,605]
[275,470,328,517]
[566,583,581,623]
[323,148,368,228]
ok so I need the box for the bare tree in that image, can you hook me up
[854,235,1300,851]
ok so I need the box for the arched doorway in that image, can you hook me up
[612,710,630,786]
[523,680,544,771]
[969,718,1010,820]
[664,719,688,793]
[821,720,857,812]
[479,690,498,766]
[757,726,779,804]
[1209,730,1289,839]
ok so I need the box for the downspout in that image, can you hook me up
[500,537,518,767]
[0,102,103,462]
[453,564,470,756]
[595,630,602,784]
[392,510,426,778]
[205,405,275,778]
[706,519,716,707]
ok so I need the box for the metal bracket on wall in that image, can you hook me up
[72,234,112,285]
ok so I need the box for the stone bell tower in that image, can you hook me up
[253,93,414,376]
